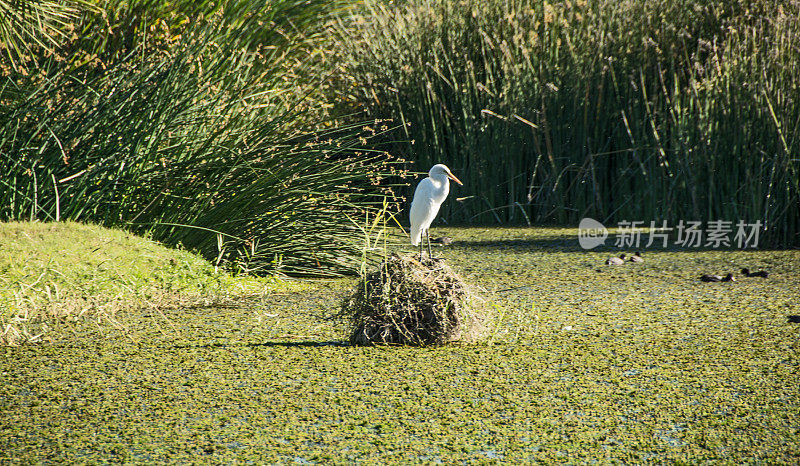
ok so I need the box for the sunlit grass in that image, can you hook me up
[0,221,302,345]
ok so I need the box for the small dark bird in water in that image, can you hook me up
[741,268,769,278]
[700,274,723,282]
[788,315,800,323]
[721,273,736,282]
[606,254,626,265]
[629,251,644,263]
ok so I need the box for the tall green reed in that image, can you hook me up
[0,0,406,276]
[332,0,799,246]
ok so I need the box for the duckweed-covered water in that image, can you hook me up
[2,228,799,463]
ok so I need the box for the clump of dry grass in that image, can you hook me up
[342,253,486,346]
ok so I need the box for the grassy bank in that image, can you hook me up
[0,221,299,346]
[1,0,404,276]
[1,227,798,462]
[332,0,800,246]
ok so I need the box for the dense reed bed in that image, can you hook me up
[0,0,404,276]
[3,0,798,279]
[332,0,800,246]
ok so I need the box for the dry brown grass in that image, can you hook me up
[341,253,487,346]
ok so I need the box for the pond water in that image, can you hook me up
[2,227,798,462]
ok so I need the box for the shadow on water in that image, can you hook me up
[169,340,350,350]
[168,340,474,350]
[453,236,584,253]
[451,236,797,254]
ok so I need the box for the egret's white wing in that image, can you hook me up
[410,177,445,245]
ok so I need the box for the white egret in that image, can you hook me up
[410,164,463,259]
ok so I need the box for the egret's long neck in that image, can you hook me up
[430,174,449,191]
[428,174,450,204]
[432,173,449,186]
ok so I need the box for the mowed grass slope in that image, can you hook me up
[0,221,298,345]
[2,227,799,462]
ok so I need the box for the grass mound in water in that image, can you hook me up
[342,253,486,346]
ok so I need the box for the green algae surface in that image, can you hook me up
[2,227,799,463]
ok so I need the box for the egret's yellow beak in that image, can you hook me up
[447,172,463,186]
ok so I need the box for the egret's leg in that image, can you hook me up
[426,229,433,259]
[418,232,424,261]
